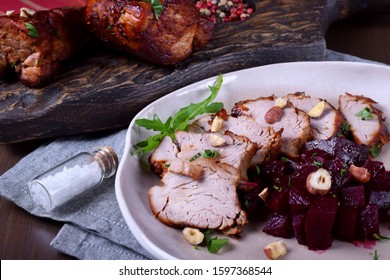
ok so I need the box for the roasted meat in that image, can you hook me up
[232,96,312,157]
[149,158,248,232]
[0,7,87,87]
[149,130,257,180]
[84,0,214,65]
[339,93,390,154]
[192,114,283,165]
[287,93,345,140]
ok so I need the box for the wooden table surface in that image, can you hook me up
[1,13,390,260]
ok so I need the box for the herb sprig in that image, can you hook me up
[356,107,373,121]
[24,22,39,38]
[145,0,163,20]
[133,75,224,157]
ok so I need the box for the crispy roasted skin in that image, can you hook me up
[0,7,87,87]
[84,0,214,65]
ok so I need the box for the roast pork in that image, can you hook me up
[148,158,248,232]
[231,96,312,157]
[287,92,345,140]
[339,93,390,154]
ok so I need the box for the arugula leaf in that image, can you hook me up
[24,22,39,37]
[206,236,229,253]
[356,107,373,121]
[133,74,224,156]
[146,0,163,20]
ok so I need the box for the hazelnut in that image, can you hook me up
[264,106,283,124]
[209,134,226,147]
[263,240,287,260]
[349,164,371,183]
[308,101,326,118]
[210,116,224,132]
[306,168,332,195]
[258,187,269,202]
[274,97,287,108]
[183,227,204,245]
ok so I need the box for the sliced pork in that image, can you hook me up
[148,158,247,232]
[287,92,345,140]
[339,93,390,154]
[231,96,312,157]
[149,130,257,180]
[192,114,282,165]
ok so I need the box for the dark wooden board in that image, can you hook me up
[1,0,390,143]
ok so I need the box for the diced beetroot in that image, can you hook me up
[338,185,365,208]
[356,204,380,241]
[262,213,294,238]
[292,213,306,245]
[237,182,266,218]
[334,207,358,242]
[369,191,390,219]
[261,160,289,182]
[324,158,353,191]
[289,175,316,214]
[363,160,390,191]
[304,136,369,166]
[267,188,290,215]
[305,196,338,251]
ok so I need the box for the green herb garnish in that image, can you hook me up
[203,149,218,159]
[313,160,322,167]
[133,75,224,157]
[24,22,39,37]
[356,107,373,121]
[340,168,347,178]
[370,144,381,159]
[146,0,163,20]
[373,233,390,240]
[341,121,350,135]
[255,165,261,175]
[206,236,229,253]
[189,152,202,162]
[371,250,379,260]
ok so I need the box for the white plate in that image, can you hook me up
[115,61,390,260]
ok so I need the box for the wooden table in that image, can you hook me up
[1,13,390,260]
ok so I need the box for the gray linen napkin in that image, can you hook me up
[0,50,384,260]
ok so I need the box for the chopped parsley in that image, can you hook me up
[370,144,381,159]
[24,22,39,38]
[145,0,163,20]
[203,149,218,159]
[341,121,350,135]
[255,165,261,175]
[206,236,228,253]
[356,107,373,121]
[189,152,202,162]
[313,160,322,167]
[340,168,347,178]
[373,233,390,240]
[371,250,379,260]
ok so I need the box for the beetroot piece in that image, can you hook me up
[237,182,266,217]
[304,196,338,251]
[324,158,353,191]
[262,213,294,238]
[289,175,316,214]
[338,185,365,208]
[334,207,359,242]
[356,204,380,241]
[363,160,390,192]
[304,136,369,166]
[369,191,390,215]
[292,213,306,245]
[267,188,290,215]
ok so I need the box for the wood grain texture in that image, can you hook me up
[1,0,390,143]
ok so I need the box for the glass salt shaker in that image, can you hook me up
[28,146,118,212]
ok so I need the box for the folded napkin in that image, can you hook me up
[0,50,384,260]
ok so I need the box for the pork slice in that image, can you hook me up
[148,158,247,232]
[287,92,345,140]
[175,130,257,180]
[167,158,202,179]
[231,96,312,157]
[149,135,178,176]
[192,115,282,165]
[339,93,390,152]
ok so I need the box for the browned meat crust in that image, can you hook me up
[339,92,390,153]
[0,7,88,87]
[84,0,214,65]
